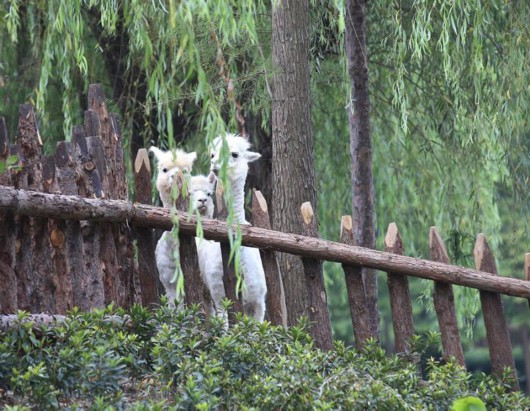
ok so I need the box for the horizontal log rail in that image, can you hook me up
[2,186,530,300]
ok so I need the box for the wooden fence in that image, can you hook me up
[1,85,529,391]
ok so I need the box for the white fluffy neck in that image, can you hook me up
[229,174,247,224]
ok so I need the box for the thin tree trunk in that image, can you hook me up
[344,0,379,339]
[272,0,323,326]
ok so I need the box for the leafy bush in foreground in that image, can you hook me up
[0,304,527,410]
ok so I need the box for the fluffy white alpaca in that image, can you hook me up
[189,173,227,324]
[209,133,267,322]
[149,146,197,303]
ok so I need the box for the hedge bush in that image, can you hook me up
[0,304,527,410]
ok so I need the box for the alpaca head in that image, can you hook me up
[209,133,261,182]
[190,172,216,218]
[149,146,197,207]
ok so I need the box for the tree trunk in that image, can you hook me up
[272,0,322,326]
[344,0,379,338]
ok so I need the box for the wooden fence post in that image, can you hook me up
[385,223,415,354]
[53,140,85,312]
[174,174,206,307]
[251,189,287,327]
[340,215,372,349]
[524,253,530,308]
[474,234,519,390]
[0,117,17,313]
[72,125,105,310]
[133,149,160,307]
[429,227,465,367]
[300,202,333,351]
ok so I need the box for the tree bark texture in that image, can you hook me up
[251,189,287,327]
[345,0,379,338]
[272,0,321,326]
[133,149,160,307]
[385,223,415,354]
[3,187,530,301]
[340,216,373,349]
[429,227,465,367]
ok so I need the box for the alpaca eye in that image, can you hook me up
[211,153,215,158]
[231,152,239,159]
[162,168,168,173]
[207,192,212,197]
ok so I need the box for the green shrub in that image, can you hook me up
[0,305,528,409]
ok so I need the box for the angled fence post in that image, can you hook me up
[340,215,372,349]
[0,117,17,313]
[430,227,465,367]
[300,202,333,351]
[474,234,519,391]
[252,189,287,327]
[385,223,415,354]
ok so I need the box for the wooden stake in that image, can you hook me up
[474,234,519,390]
[429,227,465,367]
[251,189,287,327]
[385,223,414,354]
[133,149,160,307]
[300,202,333,351]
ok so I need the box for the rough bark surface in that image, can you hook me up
[344,0,379,338]
[385,223,414,353]
[0,117,17,313]
[3,187,530,300]
[474,234,519,390]
[429,227,465,366]
[251,189,287,327]
[300,202,333,350]
[133,149,160,307]
[340,216,373,349]
[272,0,320,326]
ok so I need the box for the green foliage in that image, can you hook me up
[452,395,487,411]
[1,306,528,409]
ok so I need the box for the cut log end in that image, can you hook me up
[429,227,449,264]
[253,189,268,213]
[474,233,498,275]
[385,222,402,253]
[340,216,353,241]
[300,202,314,225]
[134,148,151,174]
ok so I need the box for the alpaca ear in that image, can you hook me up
[208,171,217,184]
[187,151,197,165]
[245,151,261,163]
[149,146,164,161]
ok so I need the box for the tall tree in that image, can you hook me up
[271,0,332,345]
[344,0,379,337]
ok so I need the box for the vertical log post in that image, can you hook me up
[76,123,105,310]
[15,104,56,313]
[429,227,465,367]
[300,202,333,351]
[133,149,160,306]
[340,215,372,349]
[0,117,17,313]
[251,189,287,327]
[385,223,415,354]
[174,174,206,307]
[51,141,84,313]
[474,234,519,390]
[524,253,530,308]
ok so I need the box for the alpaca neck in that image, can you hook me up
[228,174,247,224]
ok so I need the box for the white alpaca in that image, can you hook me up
[189,173,227,325]
[209,133,267,322]
[149,146,197,303]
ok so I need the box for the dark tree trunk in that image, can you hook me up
[344,0,379,338]
[272,0,322,326]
